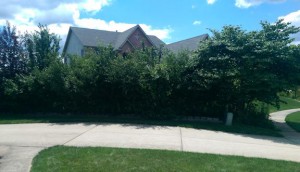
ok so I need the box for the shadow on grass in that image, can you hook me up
[106,122,300,147]
[286,121,300,132]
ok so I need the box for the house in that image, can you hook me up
[62,25,208,57]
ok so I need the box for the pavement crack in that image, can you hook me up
[15,145,46,148]
[0,145,46,148]
[179,127,183,151]
[62,125,98,145]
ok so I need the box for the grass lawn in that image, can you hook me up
[0,113,281,137]
[269,97,300,113]
[31,146,300,172]
[286,111,300,132]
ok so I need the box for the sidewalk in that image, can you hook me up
[0,110,300,172]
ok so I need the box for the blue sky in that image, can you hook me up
[0,0,299,45]
[91,0,300,43]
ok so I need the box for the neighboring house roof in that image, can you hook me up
[166,34,209,53]
[63,25,165,53]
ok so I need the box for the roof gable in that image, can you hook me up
[116,25,158,51]
[62,28,72,54]
[114,25,138,50]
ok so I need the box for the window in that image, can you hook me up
[81,49,84,57]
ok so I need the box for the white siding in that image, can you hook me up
[65,32,84,56]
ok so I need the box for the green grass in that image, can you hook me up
[286,111,300,132]
[31,146,300,172]
[0,113,282,137]
[269,97,300,113]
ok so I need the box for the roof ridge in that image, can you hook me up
[122,25,139,33]
[168,34,208,45]
[71,26,120,34]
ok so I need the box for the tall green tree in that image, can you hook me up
[0,21,27,111]
[187,19,300,119]
[0,21,26,79]
[289,44,300,97]
[25,24,60,70]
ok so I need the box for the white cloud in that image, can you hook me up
[207,0,217,5]
[235,0,286,8]
[79,0,110,12]
[279,10,300,44]
[0,0,109,13]
[193,20,202,25]
[235,0,256,8]
[140,24,173,40]
[279,10,300,26]
[73,18,172,40]
[293,41,300,45]
[0,0,173,51]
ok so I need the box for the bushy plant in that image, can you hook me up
[1,20,299,126]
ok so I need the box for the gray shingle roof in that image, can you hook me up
[68,25,165,51]
[166,34,209,53]
[71,27,119,47]
[148,35,165,47]
[63,25,207,54]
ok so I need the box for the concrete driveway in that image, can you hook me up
[1,110,300,172]
[270,108,300,144]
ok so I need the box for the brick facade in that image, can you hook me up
[120,27,153,53]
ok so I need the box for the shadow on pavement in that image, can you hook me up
[47,122,300,147]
